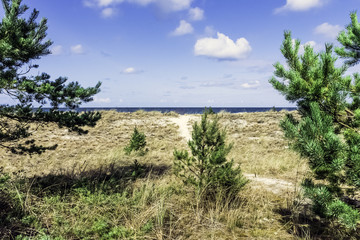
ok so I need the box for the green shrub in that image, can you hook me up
[204,106,215,115]
[124,127,147,156]
[270,27,360,228]
[173,111,248,202]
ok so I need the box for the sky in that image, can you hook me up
[1,0,360,107]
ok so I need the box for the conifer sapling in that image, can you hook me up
[173,111,247,201]
[124,127,147,156]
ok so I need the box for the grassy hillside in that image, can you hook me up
[1,110,357,239]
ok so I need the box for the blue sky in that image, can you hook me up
[2,0,360,107]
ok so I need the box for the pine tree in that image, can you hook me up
[124,127,147,155]
[270,30,360,228]
[173,111,247,201]
[0,0,101,154]
[336,12,360,66]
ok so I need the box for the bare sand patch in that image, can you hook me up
[244,173,294,195]
[168,115,201,141]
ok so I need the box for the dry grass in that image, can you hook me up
[217,111,307,182]
[2,110,344,239]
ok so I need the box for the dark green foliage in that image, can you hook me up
[0,0,101,154]
[344,130,360,188]
[124,127,147,155]
[173,112,247,201]
[303,179,359,229]
[270,29,360,228]
[281,103,345,187]
[204,106,215,114]
[269,31,351,119]
[131,159,145,179]
[336,12,360,66]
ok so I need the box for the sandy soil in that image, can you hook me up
[244,173,294,194]
[168,115,200,141]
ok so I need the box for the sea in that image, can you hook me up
[55,107,297,114]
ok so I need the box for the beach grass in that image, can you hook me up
[1,110,358,239]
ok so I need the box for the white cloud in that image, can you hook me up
[98,0,118,7]
[155,0,193,12]
[71,44,85,54]
[123,67,136,73]
[275,0,324,13]
[171,20,193,36]
[314,22,342,39]
[51,45,63,55]
[101,7,116,17]
[241,81,260,89]
[302,40,322,52]
[84,0,124,7]
[94,96,111,103]
[194,32,252,60]
[84,0,193,13]
[292,39,322,54]
[188,7,204,21]
[121,67,143,74]
[303,40,316,48]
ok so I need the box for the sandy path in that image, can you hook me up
[168,115,294,194]
[243,174,294,194]
[168,115,200,141]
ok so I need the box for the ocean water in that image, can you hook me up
[58,107,297,114]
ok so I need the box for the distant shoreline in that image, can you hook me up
[39,107,297,114]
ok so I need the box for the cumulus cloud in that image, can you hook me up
[241,81,260,89]
[86,0,125,7]
[171,20,193,36]
[71,44,85,54]
[302,41,323,53]
[194,32,252,60]
[83,0,123,7]
[51,45,63,55]
[155,0,193,12]
[275,0,324,13]
[303,40,317,48]
[314,22,342,39]
[101,7,116,17]
[292,39,323,55]
[188,7,204,21]
[98,0,120,7]
[121,67,143,74]
[84,0,193,13]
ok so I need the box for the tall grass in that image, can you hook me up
[0,111,358,239]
